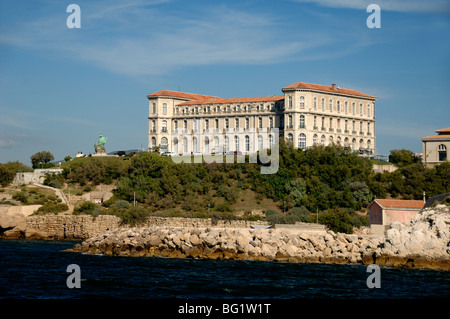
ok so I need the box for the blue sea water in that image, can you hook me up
[0,239,449,301]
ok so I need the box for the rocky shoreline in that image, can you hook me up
[65,205,450,271]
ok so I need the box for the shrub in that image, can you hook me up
[119,206,151,226]
[214,201,233,212]
[73,201,97,215]
[114,200,131,209]
[319,209,354,234]
[12,192,28,204]
[36,203,69,215]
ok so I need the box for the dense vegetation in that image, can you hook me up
[2,140,449,233]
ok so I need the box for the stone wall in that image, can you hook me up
[23,215,272,240]
[144,216,270,229]
[26,215,121,239]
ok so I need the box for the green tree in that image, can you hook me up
[388,149,418,167]
[31,151,54,168]
[284,179,306,206]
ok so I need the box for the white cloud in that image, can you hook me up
[0,132,29,148]
[0,1,384,76]
[292,0,450,13]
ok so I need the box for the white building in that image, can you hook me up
[422,127,450,167]
[147,81,377,156]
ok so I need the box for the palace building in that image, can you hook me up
[147,81,377,156]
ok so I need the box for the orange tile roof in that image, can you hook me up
[435,127,450,133]
[178,95,285,106]
[147,90,220,100]
[374,199,424,209]
[282,81,377,99]
[421,134,450,140]
[421,127,450,140]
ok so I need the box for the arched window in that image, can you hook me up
[298,133,306,150]
[313,134,318,145]
[193,137,198,153]
[367,104,371,117]
[162,103,167,114]
[321,98,325,111]
[245,135,250,152]
[205,137,209,154]
[269,134,274,149]
[329,99,333,112]
[162,120,167,132]
[225,136,229,152]
[289,96,293,108]
[258,135,264,150]
[173,138,178,153]
[161,137,168,152]
[299,115,305,128]
[151,137,156,149]
[313,97,317,110]
[300,96,305,109]
[214,136,220,152]
[344,101,348,113]
[337,101,340,112]
[183,137,188,153]
[344,137,349,147]
[438,144,447,161]
[288,115,293,128]
[287,133,293,145]
[234,136,239,152]
[321,135,326,145]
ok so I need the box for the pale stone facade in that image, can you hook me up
[147,81,377,156]
[421,127,450,168]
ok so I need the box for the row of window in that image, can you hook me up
[151,97,373,118]
[288,95,373,117]
[151,135,276,153]
[150,102,282,116]
[151,134,373,153]
[151,116,372,134]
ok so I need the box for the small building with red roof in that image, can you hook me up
[368,199,425,234]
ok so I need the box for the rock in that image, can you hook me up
[189,234,202,246]
[236,235,249,249]
[260,244,277,259]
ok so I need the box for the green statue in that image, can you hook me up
[95,133,107,147]
[94,132,107,155]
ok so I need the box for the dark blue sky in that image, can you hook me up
[0,0,449,164]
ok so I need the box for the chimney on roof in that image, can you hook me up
[331,84,336,91]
